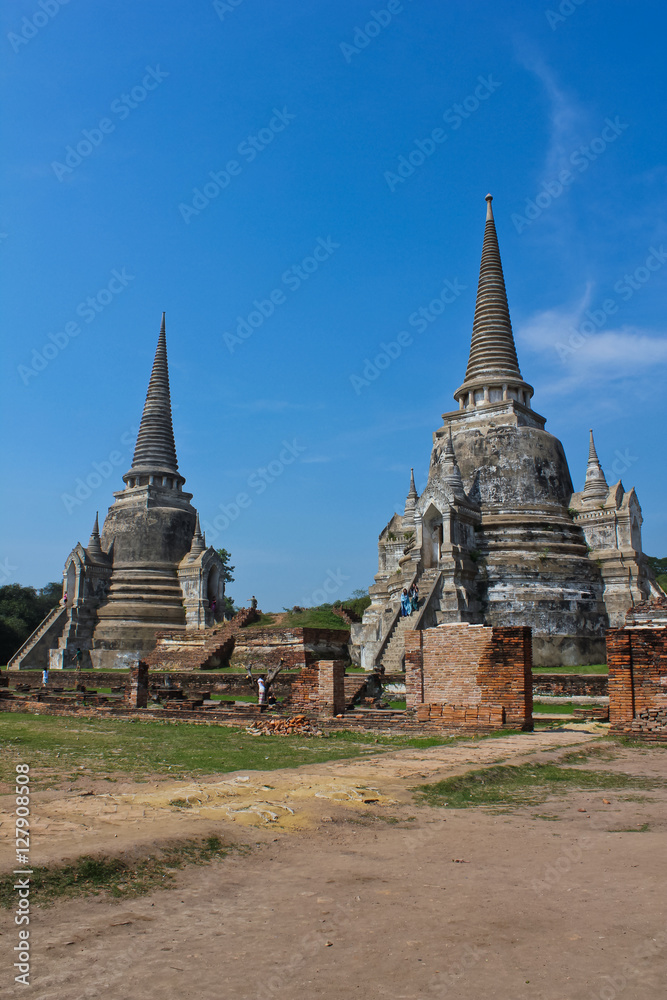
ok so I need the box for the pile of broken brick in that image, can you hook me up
[246,714,324,737]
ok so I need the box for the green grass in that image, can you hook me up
[208,693,258,703]
[0,835,234,908]
[0,713,483,786]
[532,701,576,715]
[532,664,608,674]
[413,762,663,810]
[559,745,619,764]
[388,700,406,710]
[609,822,651,833]
[279,607,350,630]
[244,607,350,630]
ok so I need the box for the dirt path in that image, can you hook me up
[1,728,600,869]
[2,729,666,999]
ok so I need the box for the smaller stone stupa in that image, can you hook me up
[10,314,227,670]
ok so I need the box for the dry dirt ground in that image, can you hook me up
[2,727,667,999]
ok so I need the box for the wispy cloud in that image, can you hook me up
[517,298,667,398]
[515,46,589,179]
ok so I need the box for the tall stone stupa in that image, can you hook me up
[352,195,658,668]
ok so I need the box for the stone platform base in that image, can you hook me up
[532,635,606,668]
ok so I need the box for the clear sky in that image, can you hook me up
[2,0,666,611]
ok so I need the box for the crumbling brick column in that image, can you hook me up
[317,660,346,717]
[607,626,667,737]
[607,628,634,727]
[126,661,149,709]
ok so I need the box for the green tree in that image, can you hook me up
[647,555,667,593]
[215,549,237,618]
[0,582,62,665]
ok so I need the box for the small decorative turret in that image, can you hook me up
[85,512,106,562]
[454,195,534,410]
[582,429,609,503]
[441,428,467,500]
[404,468,418,520]
[187,511,207,559]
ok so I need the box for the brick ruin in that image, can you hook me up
[8,597,667,741]
[607,599,667,739]
[1,623,533,733]
[405,623,532,731]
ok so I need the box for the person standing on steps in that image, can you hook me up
[400,588,411,617]
[409,582,419,613]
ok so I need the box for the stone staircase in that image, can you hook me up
[377,568,441,672]
[145,606,260,671]
[379,615,415,672]
[8,606,67,669]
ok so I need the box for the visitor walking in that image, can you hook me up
[409,583,419,613]
[400,588,411,617]
[42,667,49,686]
[258,676,267,710]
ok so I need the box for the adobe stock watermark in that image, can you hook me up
[51,67,169,181]
[339,0,414,63]
[511,117,628,234]
[223,237,340,353]
[179,107,295,224]
[424,943,485,997]
[0,557,19,585]
[588,930,667,1000]
[60,426,138,514]
[555,245,667,363]
[201,439,306,543]
[545,0,588,31]
[17,267,135,386]
[350,276,466,394]
[8,0,72,54]
[213,0,246,21]
[301,569,350,608]
[384,75,501,192]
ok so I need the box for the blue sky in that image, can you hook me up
[2,0,666,610]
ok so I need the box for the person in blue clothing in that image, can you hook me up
[400,588,411,617]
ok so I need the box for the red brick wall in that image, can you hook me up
[404,623,532,731]
[289,660,346,717]
[607,627,667,738]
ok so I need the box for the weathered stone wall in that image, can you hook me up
[404,622,532,731]
[231,627,350,673]
[532,673,608,698]
[608,626,667,739]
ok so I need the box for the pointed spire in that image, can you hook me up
[404,467,418,520]
[441,427,466,500]
[86,511,105,561]
[582,429,609,503]
[188,511,206,559]
[123,313,184,488]
[454,195,533,407]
